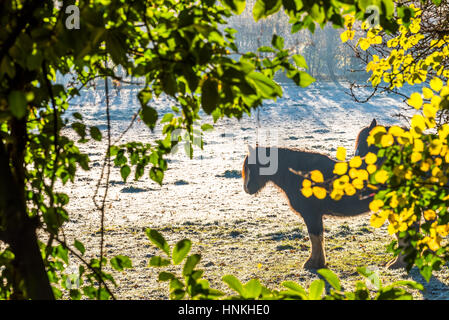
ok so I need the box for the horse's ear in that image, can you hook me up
[369,118,377,129]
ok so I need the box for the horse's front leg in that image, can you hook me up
[302,213,326,270]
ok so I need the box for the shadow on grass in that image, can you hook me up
[408,267,449,300]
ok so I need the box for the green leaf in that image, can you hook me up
[54,245,69,264]
[110,255,133,271]
[138,88,153,106]
[282,281,307,297]
[72,122,87,140]
[120,165,131,182]
[244,279,262,299]
[158,271,175,281]
[201,123,214,131]
[222,275,244,296]
[271,34,284,50]
[292,71,315,87]
[106,30,127,65]
[149,167,164,185]
[161,113,174,123]
[292,54,308,69]
[90,126,102,141]
[149,256,171,267]
[201,78,219,115]
[221,0,246,14]
[182,254,201,276]
[74,240,85,255]
[377,288,412,300]
[386,280,424,291]
[140,105,158,130]
[172,239,192,265]
[8,90,27,119]
[317,269,341,291]
[145,229,170,256]
[308,279,325,300]
[73,112,83,120]
[246,71,282,99]
[310,3,325,23]
[253,0,282,21]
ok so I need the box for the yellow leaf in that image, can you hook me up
[424,209,436,221]
[370,210,388,228]
[441,86,449,97]
[330,189,344,201]
[413,138,424,152]
[349,168,358,179]
[411,152,422,163]
[349,156,362,168]
[422,87,434,99]
[427,236,441,251]
[302,179,312,188]
[356,169,369,180]
[359,38,370,51]
[312,186,327,199]
[430,77,443,92]
[375,170,389,184]
[430,139,442,156]
[388,126,404,137]
[369,199,384,212]
[390,194,398,208]
[310,170,324,183]
[388,222,400,235]
[333,162,348,175]
[438,124,449,140]
[420,160,430,172]
[367,164,377,174]
[436,224,449,237]
[344,184,356,196]
[365,152,377,165]
[407,92,423,109]
[352,178,364,189]
[336,147,346,161]
[301,187,313,198]
[423,104,437,118]
[340,30,349,43]
[411,114,426,133]
[380,134,394,147]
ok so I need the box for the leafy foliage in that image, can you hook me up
[301,3,449,281]
[0,0,421,300]
[146,229,423,300]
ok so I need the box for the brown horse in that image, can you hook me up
[355,119,412,269]
[242,145,373,269]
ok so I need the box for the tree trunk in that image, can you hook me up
[0,130,54,299]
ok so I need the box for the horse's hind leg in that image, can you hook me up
[386,220,420,269]
[302,213,326,270]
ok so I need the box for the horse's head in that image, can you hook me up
[242,145,270,195]
[355,119,379,157]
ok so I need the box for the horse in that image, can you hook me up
[242,145,373,269]
[355,118,416,269]
[354,118,379,157]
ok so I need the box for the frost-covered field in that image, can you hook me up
[59,81,449,300]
